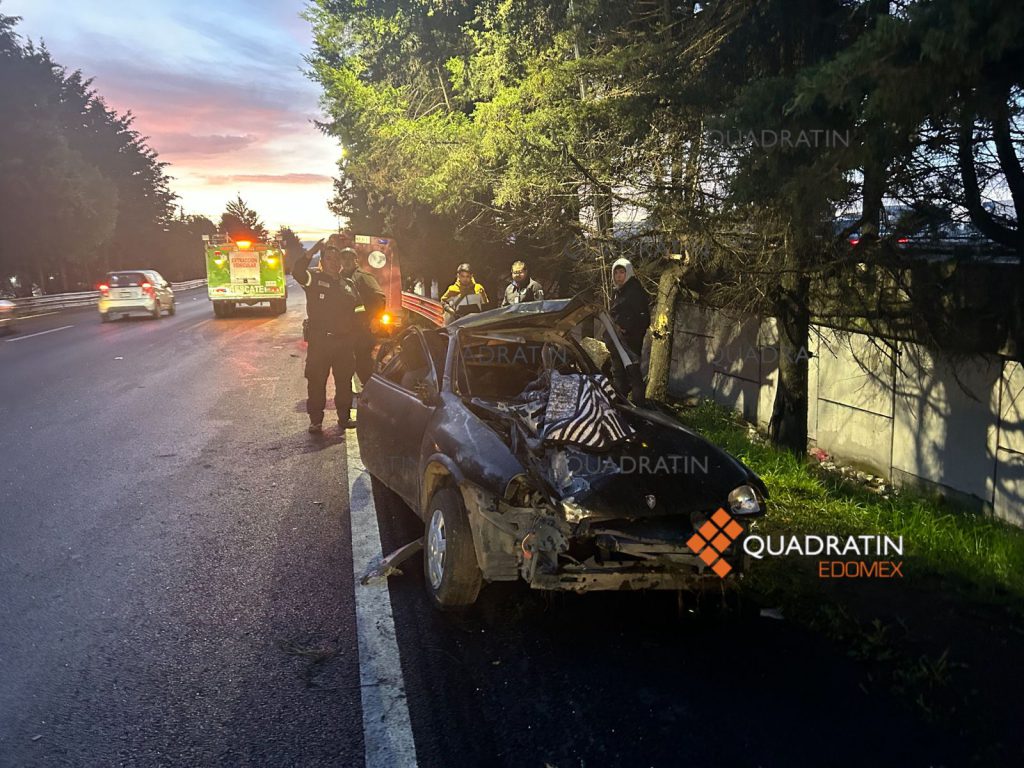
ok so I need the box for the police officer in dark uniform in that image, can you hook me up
[293,243,359,433]
[338,247,385,423]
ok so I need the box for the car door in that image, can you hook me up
[357,328,440,507]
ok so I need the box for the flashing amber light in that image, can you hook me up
[235,240,252,250]
[380,313,392,325]
[266,256,277,266]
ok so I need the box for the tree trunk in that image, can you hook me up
[646,259,686,402]
[768,271,810,454]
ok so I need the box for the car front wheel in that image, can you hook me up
[423,487,482,610]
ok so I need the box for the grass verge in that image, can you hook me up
[674,400,1024,762]
[674,401,1024,596]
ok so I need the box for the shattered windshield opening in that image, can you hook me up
[456,335,593,400]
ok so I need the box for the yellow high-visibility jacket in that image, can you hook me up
[441,281,488,318]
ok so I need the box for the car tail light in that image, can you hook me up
[141,282,155,298]
[98,283,110,297]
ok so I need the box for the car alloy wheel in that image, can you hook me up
[427,508,447,590]
[422,487,482,609]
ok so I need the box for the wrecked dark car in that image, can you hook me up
[357,296,767,609]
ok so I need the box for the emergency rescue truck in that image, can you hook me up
[203,234,287,317]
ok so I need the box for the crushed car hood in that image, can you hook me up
[550,410,760,521]
[448,295,595,334]
[467,396,763,521]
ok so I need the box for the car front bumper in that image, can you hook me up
[459,483,748,593]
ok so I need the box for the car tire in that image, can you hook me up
[213,302,226,318]
[168,300,176,316]
[423,487,482,610]
[100,312,110,323]
[151,301,161,319]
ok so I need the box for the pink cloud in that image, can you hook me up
[153,133,259,155]
[202,173,333,184]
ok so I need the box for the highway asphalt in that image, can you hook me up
[0,287,964,766]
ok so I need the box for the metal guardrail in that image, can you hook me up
[9,279,208,314]
[401,291,445,326]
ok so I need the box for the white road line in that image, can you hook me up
[179,318,212,332]
[5,325,74,343]
[345,431,419,768]
[17,311,61,319]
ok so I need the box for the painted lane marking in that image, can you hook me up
[5,325,74,343]
[345,431,419,768]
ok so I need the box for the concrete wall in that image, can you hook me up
[669,304,1024,525]
[995,362,1024,525]
[811,328,895,475]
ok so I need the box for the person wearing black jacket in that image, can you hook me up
[339,247,385,423]
[293,243,359,433]
[608,257,650,404]
[501,260,545,306]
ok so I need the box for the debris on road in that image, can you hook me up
[360,538,424,585]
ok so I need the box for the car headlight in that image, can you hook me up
[728,484,763,516]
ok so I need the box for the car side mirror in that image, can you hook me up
[413,379,439,406]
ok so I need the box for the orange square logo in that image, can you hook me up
[712,559,733,578]
[686,508,745,579]
[711,533,732,553]
[699,547,719,567]
[724,520,744,539]
[686,533,706,552]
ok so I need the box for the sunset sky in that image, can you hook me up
[4,0,343,240]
